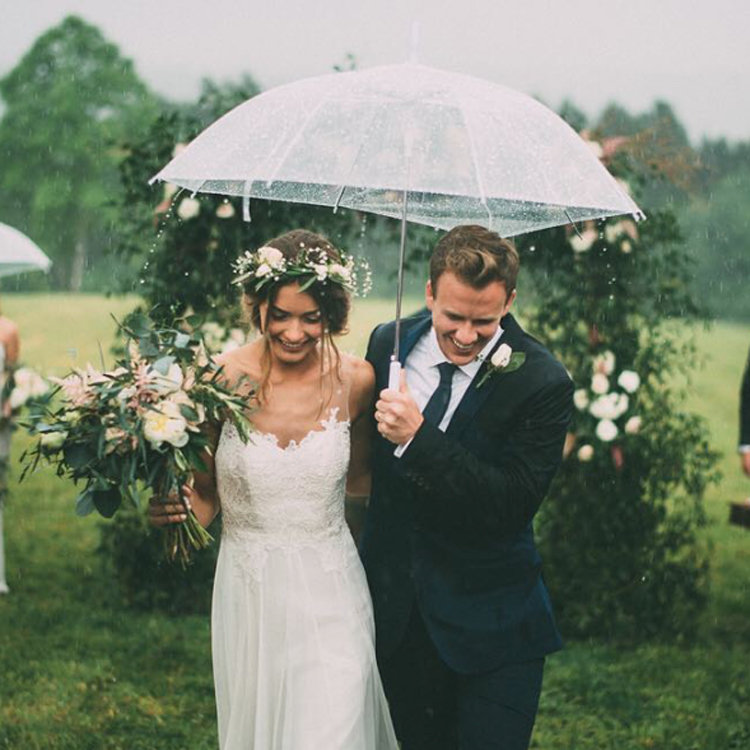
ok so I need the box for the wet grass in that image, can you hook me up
[0,294,748,749]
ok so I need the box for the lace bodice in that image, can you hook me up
[215,410,353,571]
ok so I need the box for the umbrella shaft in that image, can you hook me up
[393,188,409,361]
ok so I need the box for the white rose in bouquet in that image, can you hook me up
[40,430,68,452]
[150,362,184,395]
[143,401,189,448]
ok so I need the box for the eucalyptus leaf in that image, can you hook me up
[75,490,96,517]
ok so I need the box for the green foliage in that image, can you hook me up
[678,165,750,321]
[0,15,159,290]
[518,164,720,640]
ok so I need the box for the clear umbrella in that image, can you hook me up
[151,62,643,385]
[0,222,52,278]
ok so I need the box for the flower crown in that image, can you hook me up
[232,242,372,296]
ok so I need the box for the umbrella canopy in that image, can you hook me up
[151,62,642,235]
[0,222,52,278]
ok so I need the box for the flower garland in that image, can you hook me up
[232,243,372,297]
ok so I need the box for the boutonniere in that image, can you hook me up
[476,343,526,388]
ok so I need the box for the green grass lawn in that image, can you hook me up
[0,293,749,749]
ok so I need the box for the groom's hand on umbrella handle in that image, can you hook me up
[147,485,193,526]
[742,452,750,478]
[375,371,423,445]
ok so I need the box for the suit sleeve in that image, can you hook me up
[741,348,750,447]
[396,375,574,538]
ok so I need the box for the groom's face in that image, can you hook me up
[426,271,515,366]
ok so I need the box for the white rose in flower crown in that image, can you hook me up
[596,419,618,442]
[573,389,589,411]
[149,363,184,395]
[255,263,272,278]
[258,246,285,268]
[625,416,642,434]
[313,264,328,281]
[143,401,189,448]
[329,263,350,280]
[177,197,201,220]
[491,343,513,368]
[577,444,594,462]
[591,373,609,395]
[618,370,640,393]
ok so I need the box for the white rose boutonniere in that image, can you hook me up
[476,343,526,388]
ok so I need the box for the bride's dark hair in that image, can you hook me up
[240,229,351,403]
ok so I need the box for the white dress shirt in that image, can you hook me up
[394,325,504,457]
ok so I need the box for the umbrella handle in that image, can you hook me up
[388,359,402,391]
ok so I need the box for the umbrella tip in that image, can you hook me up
[409,21,421,64]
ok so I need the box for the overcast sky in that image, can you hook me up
[2,0,749,143]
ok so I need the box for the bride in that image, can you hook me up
[150,229,398,750]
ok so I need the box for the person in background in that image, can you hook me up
[0,306,20,594]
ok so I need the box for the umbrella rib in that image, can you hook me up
[455,98,493,228]
[333,105,384,212]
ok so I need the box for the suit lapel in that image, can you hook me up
[446,313,526,439]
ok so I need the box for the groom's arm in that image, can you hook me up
[396,376,573,538]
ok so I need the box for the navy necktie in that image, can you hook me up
[422,362,458,427]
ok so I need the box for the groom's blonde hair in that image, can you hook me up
[430,225,519,294]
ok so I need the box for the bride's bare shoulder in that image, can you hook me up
[340,352,375,411]
[213,341,262,391]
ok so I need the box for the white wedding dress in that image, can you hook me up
[212,405,398,750]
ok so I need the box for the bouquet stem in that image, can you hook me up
[165,510,213,568]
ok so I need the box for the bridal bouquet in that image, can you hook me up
[21,314,254,565]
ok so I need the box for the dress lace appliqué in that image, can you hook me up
[215,410,358,584]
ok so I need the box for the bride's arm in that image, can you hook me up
[346,357,376,497]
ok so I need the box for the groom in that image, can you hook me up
[362,225,574,750]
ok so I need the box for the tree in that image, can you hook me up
[0,15,158,289]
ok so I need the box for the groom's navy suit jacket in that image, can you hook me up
[361,310,574,675]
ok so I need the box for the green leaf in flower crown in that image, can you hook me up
[92,486,122,518]
[152,355,176,375]
[75,489,96,517]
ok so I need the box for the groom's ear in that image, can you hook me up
[425,280,434,311]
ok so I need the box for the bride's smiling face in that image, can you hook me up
[260,282,324,364]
